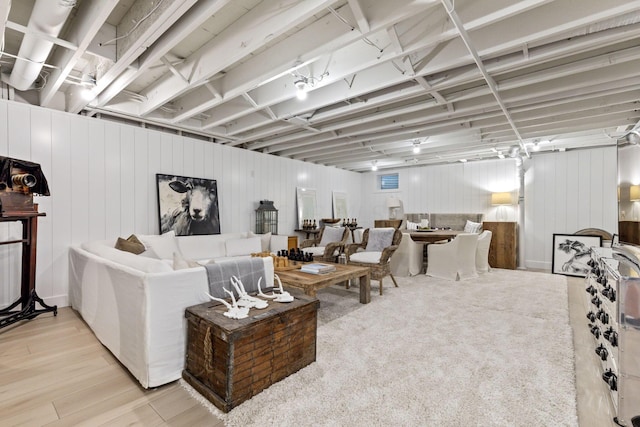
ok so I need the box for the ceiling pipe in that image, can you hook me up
[440,0,530,158]
[0,0,11,49]
[8,0,76,91]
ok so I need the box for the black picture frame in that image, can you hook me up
[156,174,220,235]
[551,233,602,277]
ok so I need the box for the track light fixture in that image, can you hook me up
[509,145,520,158]
[412,141,421,154]
[371,160,378,171]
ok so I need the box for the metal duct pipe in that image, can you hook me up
[8,0,76,91]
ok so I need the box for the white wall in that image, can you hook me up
[358,159,520,227]
[0,100,362,308]
[523,146,618,270]
[359,148,618,272]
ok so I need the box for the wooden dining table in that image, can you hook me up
[408,229,462,243]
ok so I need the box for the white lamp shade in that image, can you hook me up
[386,197,401,208]
[630,185,640,201]
[491,192,512,205]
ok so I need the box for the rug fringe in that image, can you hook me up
[179,378,227,420]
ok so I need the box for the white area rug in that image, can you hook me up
[182,269,578,427]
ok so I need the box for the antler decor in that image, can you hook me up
[257,275,293,302]
[205,288,249,319]
[230,276,269,309]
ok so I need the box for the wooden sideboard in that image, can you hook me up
[374,219,403,229]
[482,222,518,270]
[619,221,640,245]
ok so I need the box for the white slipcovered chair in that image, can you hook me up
[426,233,479,281]
[390,232,423,277]
[475,230,493,273]
[300,226,350,262]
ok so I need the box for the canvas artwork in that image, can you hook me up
[156,174,220,235]
[551,234,602,277]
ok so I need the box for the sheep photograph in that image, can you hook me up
[156,174,221,235]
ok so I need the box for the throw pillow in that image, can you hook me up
[319,226,345,246]
[226,236,262,256]
[114,234,145,255]
[365,228,395,252]
[464,220,482,233]
[139,230,181,259]
[247,231,272,252]
[173,252,200,270]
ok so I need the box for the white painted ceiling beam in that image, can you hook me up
[67,0,199,113]
[94,0,233,109]
[135,0,342,116]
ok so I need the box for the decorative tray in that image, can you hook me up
[274,262,308,271]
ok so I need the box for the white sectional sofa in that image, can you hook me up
[69,231,287,388]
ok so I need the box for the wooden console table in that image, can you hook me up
[0,208,57,329]
[482,221,518,269]
[295,228,320,239]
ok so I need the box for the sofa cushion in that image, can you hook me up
[319,226,344,246]
[81,240,173,273]
[173,252,200,270]
[177,233,240,260]
[464,220,482,233]
[350,251,382,264]
[226,236,262,256]
[115,234,145,254]
[246,231,272,252]
[139,231,181,259]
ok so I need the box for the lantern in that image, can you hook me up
[255,200,278,234]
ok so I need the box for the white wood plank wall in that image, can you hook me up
[359,159,520,226]
[524,147,618,270]
[0,100,362,307]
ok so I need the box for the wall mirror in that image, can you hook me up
[618,141,640,244]
[332,191,348,219]
[296,187,317,228]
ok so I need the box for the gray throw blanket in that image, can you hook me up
[204,258,266,299]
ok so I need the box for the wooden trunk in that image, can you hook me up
[182,294,319,413]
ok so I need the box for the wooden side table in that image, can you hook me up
[295,228,320,239]
[482,221,517,269]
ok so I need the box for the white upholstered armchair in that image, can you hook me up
[426,233,479,281]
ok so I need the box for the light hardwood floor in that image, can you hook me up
[0,308,223,426]
[0,274,620,426]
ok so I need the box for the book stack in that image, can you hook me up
[300,263,337,274]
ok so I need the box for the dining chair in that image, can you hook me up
[475,230,493,273]
[345,227,402,295]
[426,233,479,280]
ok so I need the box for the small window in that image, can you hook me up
[379,173,399,190]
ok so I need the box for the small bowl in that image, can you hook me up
[322,218,341,224]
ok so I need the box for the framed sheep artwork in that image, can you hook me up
[156,174,221,235]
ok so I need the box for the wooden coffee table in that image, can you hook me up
[276,263,371,304]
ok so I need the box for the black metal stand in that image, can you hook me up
[0,209,57,330]
[0,289,57,328]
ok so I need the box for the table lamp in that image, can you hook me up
[387,197,401,219]
[491,192,512,221]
